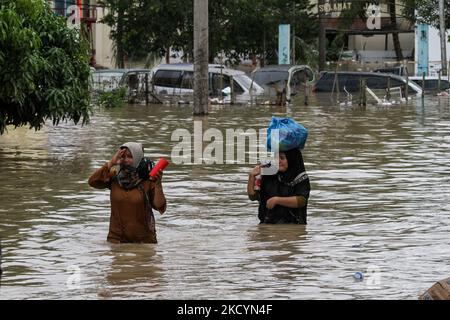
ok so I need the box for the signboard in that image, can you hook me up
[278,24,290,65]
[415,23,429,76]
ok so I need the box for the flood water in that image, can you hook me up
[0,95,449,299]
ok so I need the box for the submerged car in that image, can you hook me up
[91,69,127,92]
[150,63,265,102]
[409,76,450,91]
[91,69,153,103]
[312,71,422,95]
[251,65,315,101]
[374,66,408,77]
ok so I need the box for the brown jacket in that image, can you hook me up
[88,163,166,243]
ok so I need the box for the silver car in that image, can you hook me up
[150,63,265,103]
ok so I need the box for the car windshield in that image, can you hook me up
[92,72,125,91]
[413,79,448,90]
[253,71,289,86]
[234,74,260,90]
[408,80,424,93]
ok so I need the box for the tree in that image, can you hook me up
[389,0,404,60]
[100,0,193,65]
[100,0,318,66]
[407,0,450,29]
[206,0,318,65]
[0,0,91,135]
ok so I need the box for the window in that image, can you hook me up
[290,70,308,95]
[124,73,140,90]
[291,71,304,86]
[306,68,314,81]
[153,70,182,88]
[389,78,403,88]
[210,73,244,95]
[92,71,125,91]
[314,73,333,91]
[253,71,288,87]
[232,79,244,94]
[412,79,450,91]
[342,75,360,92]
[335,74,348,92]
[180,71,194,89]
[424,80,449,90]
[366,76,388,89]
[210,73,229,95]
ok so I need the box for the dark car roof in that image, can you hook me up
[320,71,402,78]
[318,71,411,83]
[373,66,407,76]
[314,70,423,94]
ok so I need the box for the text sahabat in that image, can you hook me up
[318,2,386,14]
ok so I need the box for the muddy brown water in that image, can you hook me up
[0,95,449,299]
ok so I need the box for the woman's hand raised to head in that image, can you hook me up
[108,149,125,168]
[250,165,261,177]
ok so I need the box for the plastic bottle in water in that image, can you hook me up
[353,272,364,280]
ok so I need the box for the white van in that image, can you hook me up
[150,63,265,100]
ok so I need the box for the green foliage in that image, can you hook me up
[96,87,127,108]
[0,0,91,134]
[411,0,450,29]
[99,0,193,66]
[294,37,318,69]
[99,0,318,66]
[326,34,347,62]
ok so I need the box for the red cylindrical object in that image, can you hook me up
[254,175,261,191]
[149,158,169,177]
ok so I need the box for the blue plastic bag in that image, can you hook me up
[266,117,308,151]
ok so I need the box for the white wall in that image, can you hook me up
[428,26,450,73]
[348,33,414,52]
[92,3,115,68]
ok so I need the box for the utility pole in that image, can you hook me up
[439,0,447,76]
[116,0,125,68]
[318,0,326,71]
[193,0,209,115]
[292,1,296,64]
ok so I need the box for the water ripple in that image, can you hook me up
[1,97,449,299]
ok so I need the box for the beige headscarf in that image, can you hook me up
[120,142,144,168]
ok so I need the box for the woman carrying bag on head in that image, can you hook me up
[248,117,310,224]
[88,142,166,243]
[248,148,310,224]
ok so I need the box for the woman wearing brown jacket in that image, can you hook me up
[88,142,166,243]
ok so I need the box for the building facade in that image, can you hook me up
[48,0,115,68]
[312,0,415,68]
